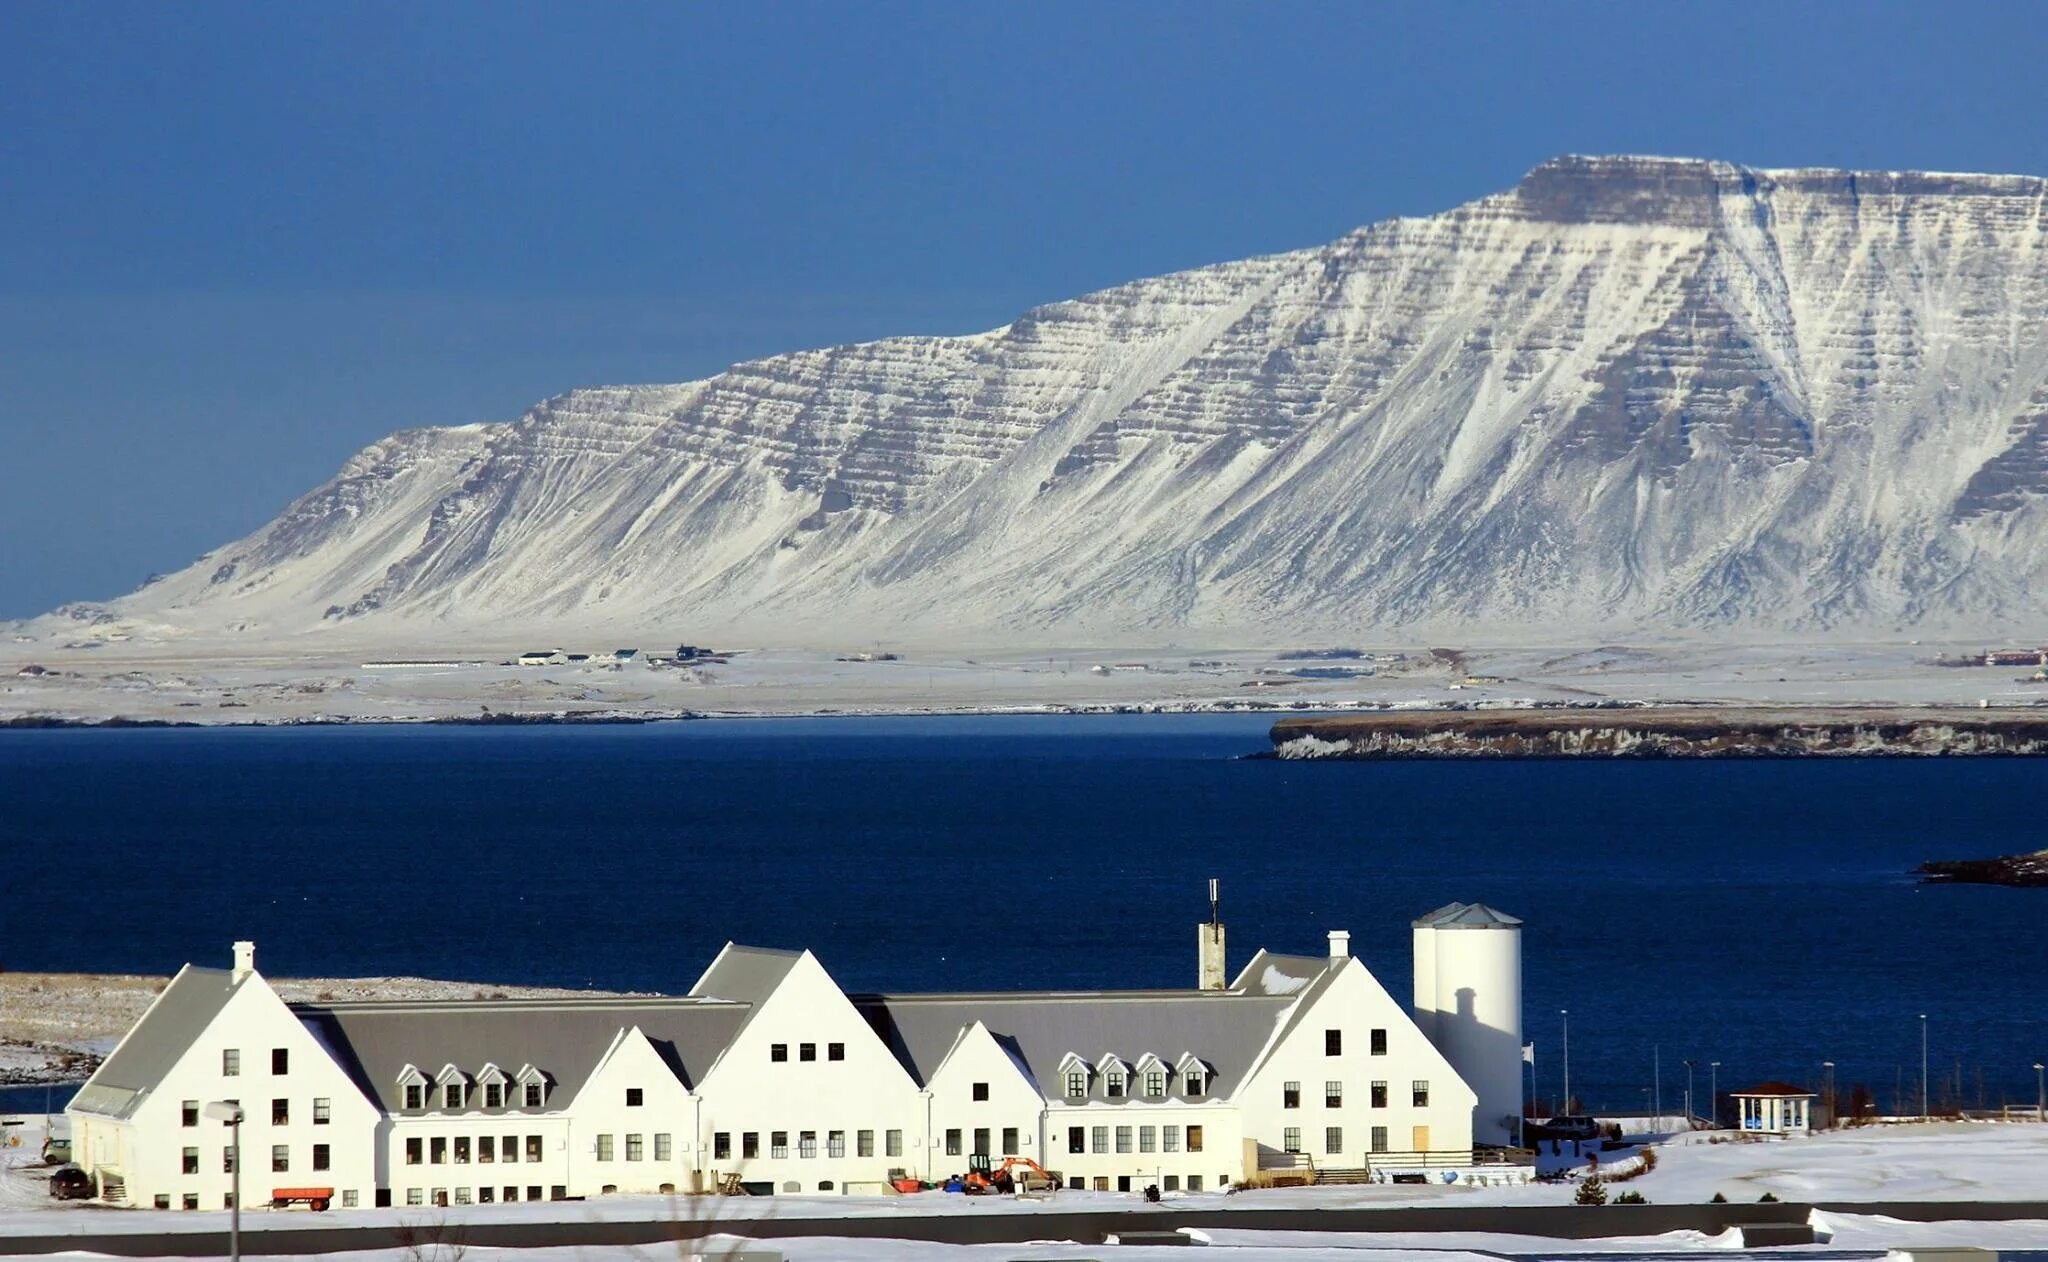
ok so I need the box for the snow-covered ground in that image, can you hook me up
[5,640,2046,726]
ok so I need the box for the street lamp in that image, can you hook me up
[2034,1063,2043,1123]
[1561,1010,1572,1114]
[1920,1014,1930,1121]
[1822,1061,1835,1129]
[1709,1062,1720,1130]
[1684,1060,1696,1126]
[203,1101,242,1262]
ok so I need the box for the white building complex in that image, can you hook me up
[67,900,1524,1210]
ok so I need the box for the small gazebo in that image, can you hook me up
[1732,1082,1817,1134]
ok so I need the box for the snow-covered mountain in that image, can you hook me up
[43,156,2048,647]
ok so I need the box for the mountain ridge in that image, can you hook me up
[30,154,2048,648]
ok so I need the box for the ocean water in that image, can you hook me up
[4,714,2046,1116]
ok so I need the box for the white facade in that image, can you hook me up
[1733,1088,1815,1135]
[70,910,1522,1210]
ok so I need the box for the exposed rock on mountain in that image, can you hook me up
[40,156,2048,646]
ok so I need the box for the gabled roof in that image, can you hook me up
[856,989,1293,1102]
[1413,902,1523,929]
[71,966,244,1120]
[1737,1081,1814,1097]
[296,996,747,1112]
[688,943,804,1004]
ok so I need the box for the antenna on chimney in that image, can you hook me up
[1198,879,1227,991]
[1208,878,1220,926]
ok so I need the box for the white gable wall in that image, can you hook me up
[924,1021,1043,1175]
[566,1027,696,1194]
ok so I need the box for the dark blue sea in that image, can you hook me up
[4,714,2046,1118]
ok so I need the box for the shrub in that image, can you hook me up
[1759,1192,1779,1203]
[1710,1192,1727,1203]
[1615,1190,1647,1204]
[1575,1177,1608,1206]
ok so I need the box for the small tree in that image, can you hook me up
[1710,1191,1728,1203]
[1575,1176,1608,1206]
[1759,1191,1779,1203]
[1615,1189,1647,1204]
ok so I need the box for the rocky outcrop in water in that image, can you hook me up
[1917,849,2048,886]
[1269,707,2048,759]
[34,155,2048,647]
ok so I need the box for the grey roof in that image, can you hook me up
[72,966,244,1119]
[296,996,749,1112]
[1414,902,1523,930]
[689,944,804,1004]
[855,989,1294,1102]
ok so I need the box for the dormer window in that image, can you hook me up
[524,1082,543,1107]
[397,1065,431,1112]
[484,1083,503,1109]
[404,1084,424,1110]
[445,1083,465,1110]
[514,1064,549,1109]
[1065,1071,1087,1098]
[1185,1071,1205,1097]
[1145,1071,1166,1098]
[1105,1071,1125,1099]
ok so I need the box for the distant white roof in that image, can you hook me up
[1413,902,1522,930]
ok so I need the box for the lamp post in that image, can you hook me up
[1709,1062,1720,1130]
[1822,1061,1835,1130]
[203,1102,241,1262]
[1561,1010,1572,1114]
[2034,1062,2043,1123]
[1684,1060,1696,1126]
[1920,1014,1930,1121]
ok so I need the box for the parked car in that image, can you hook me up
[47,1166,93,1200]
[1533,1114,1601,1141]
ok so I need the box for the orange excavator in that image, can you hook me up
[961,1153,1063,1194]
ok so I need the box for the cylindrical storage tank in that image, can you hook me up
[1421,903,1523,1147]
[1410,906,1454,1042]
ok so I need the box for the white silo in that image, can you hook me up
[1412,902,1523,1147]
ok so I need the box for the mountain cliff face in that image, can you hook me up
[48,156,2048,645]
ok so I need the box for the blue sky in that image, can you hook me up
[4,2,2045,616]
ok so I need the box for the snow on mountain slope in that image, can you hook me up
[35,155,2048,648]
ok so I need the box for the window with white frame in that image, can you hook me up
[313,1097,331,1124]
[770,1131,789,1159]
[1090,1125,1108,1153]
[1326,1080,1343,1108]
[827,1130,845,1158]
[1065,1070,1087,1097]
[885,1129,903,1157]
[523,1082,544,1108]
[654,1133,672,1161]
[1283,1080,1301,1108]
[1412,1080,1430,1107]
[404,1084,424,1110]
[1325,1127,1343,1155]
[1282,1127,1302,1153]
[799,1131,818,1159]
[1371,1080,1388,1107]
[223,1049,240,1076]
[1370,1126,1389,1153]
[1105,1070,1125,1098]
[1163,1124,1180,1152]
[444,1083,465,1110]
[1139,1125,1156,1153]
[1114,1126,1132,1154]
[1145,1070,1166,1097]
[857,1129,874,1157]
[625,1133,643,1161]
[595,1134,614,1161]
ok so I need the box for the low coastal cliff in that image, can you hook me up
[1269,707,2048,759]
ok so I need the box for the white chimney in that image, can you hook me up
[1327,930,1351,959]
[232,940,256,982]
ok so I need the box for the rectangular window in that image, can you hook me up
[971,1081,989,1102]
[1371,1126,1389,1153]
[595,1134,614,1161]
[453,1187,472,1205]
[272,1048,289,1075]
[771,1043,788,1063]
[1325,1127,1343,1155]
[1184,1071,1204,1097]
[182,1147,199,1175]
[476,1187,493,1204]
[714,1132,732,1160]
[1412,1080,1430,1108]
[1283,1127,1302,1154]
[625,1087,643,1107]
[799,1042,817,1062]
[1146,1070,1166,1097]
[798,1131,817,1159]
[444,1083,465,1110]
[1105,1072,1124,1098]
[1139,1125,1156,1153]
[1114,1125,1133,1154]
[1067,1126,1085,1154]
[406,1138,423,1165]
[1186,1124,1204,1153]
[944,1128,962,1156]
[430,1137,446,1164]
[625,1133,643,1162]
[1066,1071,1087,1098]
[1325,1029,1342,1056]
[502,1134,519,1163]
[1283,1081,1301,1109]
[484,1083,503,1109]
[526,1135,542,1163]
[1371,1080,1388,1108]
[857,1129,875,1158]
[343,1189,358,1207]
[503,1187,518,1203]
[155,1194,170,1209]
[313,1143,330,1171]
[1187,1175,1203,1192]
[406,1188,424,1207]
[827,1130,845,1158]
[828,1042,845,1061]
[1370,1028,1388,1056]
[1163,1174,1179,1192]
[1000,1127,1019,1156]
[1163,1125,1180,1153]
[479,1136,494,1163]
[183,1193,199,1211]
[743,1132,760,1160]
[1326,1081,1343,1108]
[271,1144,289,1173]
[182,1100,198,1127]
[550,1185,566,1201]
[1090,1125,1109,1154]
[405,1084,424,1110]
[313,1097,331,1125]
[223,1049,240,1077]
[523,1083,543,1108]
[885,1130,903,1158]
[272,1098,289,1126]
[770,1131,788,1159]
[655,1133,672,1162]
[972,1126,990,1157]
[454,1136,470,1164]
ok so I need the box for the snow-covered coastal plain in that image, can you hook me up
[6,639,2048,727]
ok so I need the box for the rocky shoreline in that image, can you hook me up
[1268,706,2048,758]
[1916,849,2048,887]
